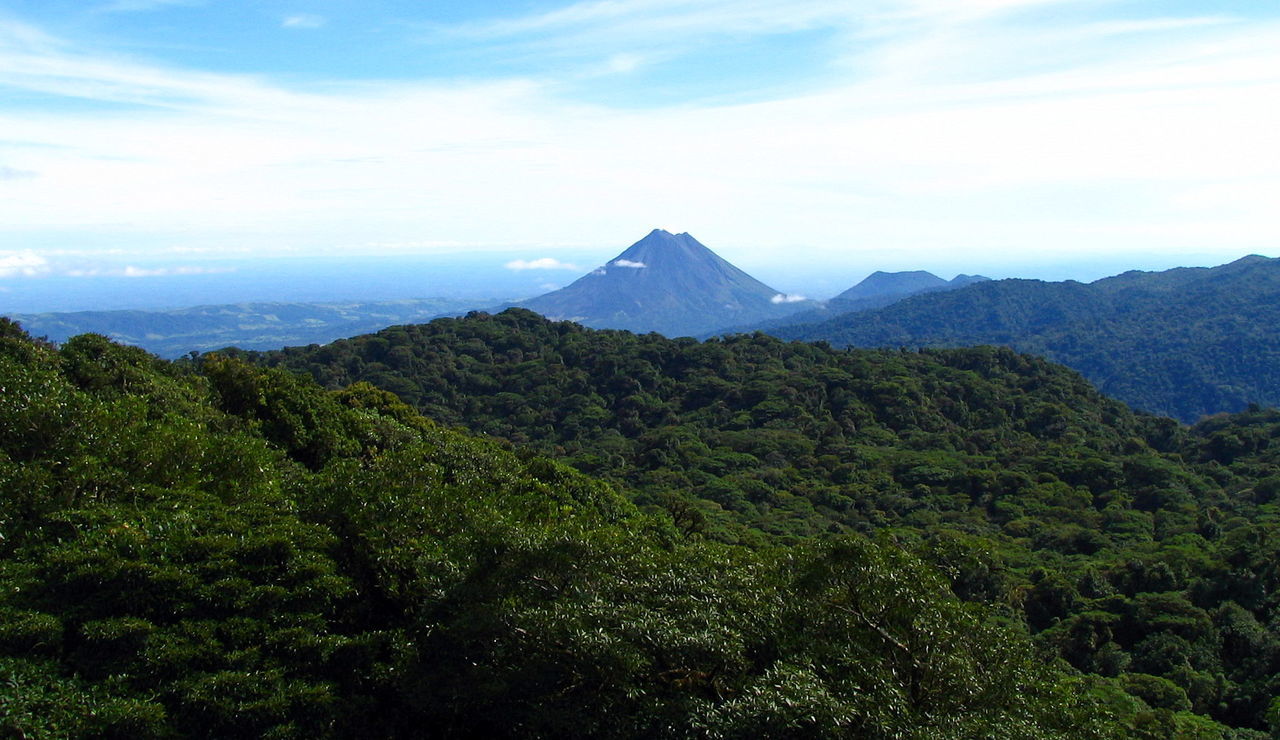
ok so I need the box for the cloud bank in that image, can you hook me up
[1,2,1278,275]
[61,265,236,278]
[505,258,583,271]
[0,250,49,278]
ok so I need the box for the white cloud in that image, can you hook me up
[122,265,167,277]
[282,15,326,30]
[611,259,646,268]
[65,265,232,277]
[0,250,49,277]
[771,293,807,303]
[121,265,234,277]
[442,0,865,47]
[1,5,1279,274]
[1085,17,1236,37]
[505,257,583,271]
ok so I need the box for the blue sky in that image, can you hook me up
[3,0,1280,306]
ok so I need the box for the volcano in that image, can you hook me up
[516,230,812,337]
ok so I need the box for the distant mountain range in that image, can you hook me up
[10,298,485,359]
[770,254,1280,423]
[711,269,989,336]
[513,229,816,337]
[5,231,985,356]
[9,234,1278,424]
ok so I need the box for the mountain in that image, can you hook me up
[709,270,989,337]
[9,297,484,358]
[827,270,989,314]
[772,254,1280,422]
[834,269,946,299]
[514,229,815,337]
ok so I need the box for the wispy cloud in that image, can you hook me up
[0,17,301,112]
[128,265,232,277]
[1,3,1278,274]
[442,0,863,44]
[64,265,235,278]
[282,14,326,30]
[771,293,807,303]
[96,0,202,13]
[1084,17,1237,37]
[506,258,583,271]
[424,0,867,78]
[611,259,646,268]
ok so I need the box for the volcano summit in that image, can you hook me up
[516,230,812,337]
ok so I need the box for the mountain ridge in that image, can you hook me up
[771,254,1280,422]
[709,269,989,338]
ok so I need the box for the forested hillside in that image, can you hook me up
[0,318,1166,738]
[243,308,1280,735]
[769,255,1280,422]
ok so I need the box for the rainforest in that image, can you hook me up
[5,311,1280,738]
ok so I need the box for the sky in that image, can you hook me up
[3,0,1280,309]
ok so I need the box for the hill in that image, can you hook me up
[771,255,1280,423]
[514,229,815,337]
[0,319,1150,738]
[832,270,987,304]
[245,308,1280,734]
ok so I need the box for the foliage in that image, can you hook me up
[0,319,1142,737]
[237,308,1280,733]
[772,255,1280,423]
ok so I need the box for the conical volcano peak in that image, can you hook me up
[631,228,685,245]
[630,229,692,248]
[516,230,814,337]
[613,230,721,270]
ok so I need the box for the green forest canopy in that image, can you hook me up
[3,312,1280,735]
[770,255,1280,423]
[241,308,1280,735]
